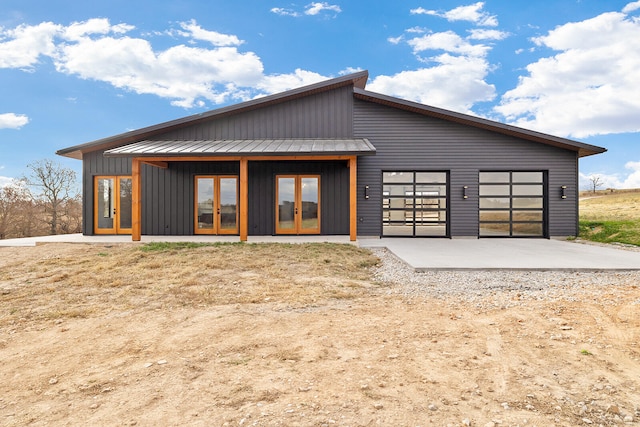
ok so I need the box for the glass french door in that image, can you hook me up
[194,176,238,235]
[94,176,132,234]
[276,175,320,234]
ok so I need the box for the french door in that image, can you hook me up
[194,176,238,235]
[94,176,132,234]
[276,175,320,234]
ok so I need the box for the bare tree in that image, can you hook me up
[589,175,603,195]
[0,180,31,239]
[24,159,80,235]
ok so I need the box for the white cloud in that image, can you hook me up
[178,20,243,46]
[408,30,490,57]
[256,68,329,95]
[495,10,640,138]
[270,7,301,17]
[0,113,29,129]
[622,1,640,13]
[388,35,403,44]
[305,2,342,16]
[580,161,640,189]
[0,18,342,108]
[468,29,509,41]
[339,66,363,75]
[0,21,60,69]
[368,54,496,114]
[411,2,498,27]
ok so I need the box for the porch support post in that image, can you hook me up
[239,158,249,242]
[131,158,142,241]
[349,156,357,242]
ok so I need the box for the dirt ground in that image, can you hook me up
[1,243,639,426]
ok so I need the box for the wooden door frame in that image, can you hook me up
[194,175,239,235]
[275,174,321,235]
[93,176,132,235]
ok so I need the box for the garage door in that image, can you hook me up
[382,171,448,237]
[478,171,546,237]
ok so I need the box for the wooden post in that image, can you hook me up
[131,158,142,241]
[349,156,357,242]
[239,158,248,241]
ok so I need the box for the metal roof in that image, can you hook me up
[103,138,376,157]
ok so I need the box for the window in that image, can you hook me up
[478,171,546,237]
[382,171,448,237]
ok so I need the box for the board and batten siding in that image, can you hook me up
[157,86,355,141]
[353,99,579,237]
[82,151,132,234]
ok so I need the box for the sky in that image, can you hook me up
[1,0,639,190]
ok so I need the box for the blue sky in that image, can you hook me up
[1,0,639,190]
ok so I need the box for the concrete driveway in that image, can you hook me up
[2,234,639,271]
[359,238,640,271]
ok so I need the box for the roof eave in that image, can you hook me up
[353,88,607,158]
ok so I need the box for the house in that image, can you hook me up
[56,70,606,241]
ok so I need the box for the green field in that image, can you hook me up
[579,189,640,246]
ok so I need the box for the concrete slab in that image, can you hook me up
[359,238,640,271]
[0,234,353,247]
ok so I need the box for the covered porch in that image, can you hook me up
[103,138,376,242]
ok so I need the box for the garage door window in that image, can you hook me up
[382,171,448,237]
[479,171,546,237]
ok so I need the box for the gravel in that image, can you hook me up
[369,247,640,309]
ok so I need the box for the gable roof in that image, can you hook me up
[56,69,606,159]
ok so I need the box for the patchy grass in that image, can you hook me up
[0,243,379,327]
[579,190,640,246]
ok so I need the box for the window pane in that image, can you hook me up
[416,172,446,183]
[416,224,447,236]
[513,172,543,183]
[479,211,510,222]
[301,177,319,230]
[277,177,295,230]
[513,223,543,236]
[479,185,510,196]
[513,211,543,221]
[415,185,446,196]
[119,178,132,229]
[383,172,412,183]
[383,184,413,197]
[479,197,509,209]
[512,198,543,209]
[196,178,215,230]
[479,223,510,236]
[97,178,114,230]
[479,172,509,183]
[219,178,237,230]
[513,185,543,196]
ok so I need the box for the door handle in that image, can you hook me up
[295,207,298,215]
[217,208,220,215]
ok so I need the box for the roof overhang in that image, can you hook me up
[353,88,607,158]
[103,138,376,158]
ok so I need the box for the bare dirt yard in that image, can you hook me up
[1,242,639,426]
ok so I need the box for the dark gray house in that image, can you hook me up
[56,70,606,241]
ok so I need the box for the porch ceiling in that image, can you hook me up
[103,138,376,157]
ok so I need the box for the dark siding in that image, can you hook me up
[157,86,354,140]
[82,151,132,235]
[248,161,349,235]
[354,99,578,237]
[142,161,239,235]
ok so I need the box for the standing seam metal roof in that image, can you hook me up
[103,138,377,157]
